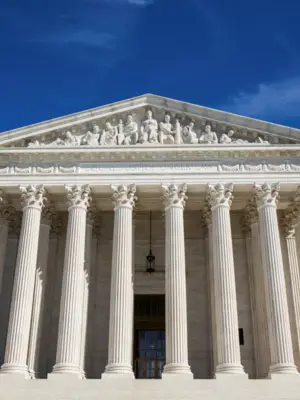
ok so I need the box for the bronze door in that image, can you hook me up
[134,329,165,379]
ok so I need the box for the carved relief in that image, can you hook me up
[42,201,57,224]
[182,122,198,144]
[140,109,159,144]
[199,125,218,144]
[20,185,46,209]
[111,184,137,208]
[207,183,234,208]
[65,185,91,209]
[162,183,188,209]
[220,130,249,145]
[24,108,276,148]
[282,186,300,237]
[253,182,280,208]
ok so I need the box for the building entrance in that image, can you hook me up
[134,295,165,379]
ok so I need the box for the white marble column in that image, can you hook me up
[51,185,91,378]
[207,183,245,375]
[130,211,136,369]
[243,202,270,378]
[254,183,298,375]
[79,207,96,378]
[203,204,217,377]
[162,184,192,377]
[103,184,136,378]
[27,203,56,378]
[0,185,46,377]
[283,205,300,369]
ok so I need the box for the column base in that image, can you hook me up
[215,363,246,375]
[162,363,193,378]
[49,363,83,379]
[269,363,299,376]
[102,363,134,379]
[0,363,30,378]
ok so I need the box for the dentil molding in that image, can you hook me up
[0,161,300,176]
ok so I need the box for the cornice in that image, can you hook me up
[0,159,300,176]
[1,144,300,164]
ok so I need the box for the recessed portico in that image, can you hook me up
[0,95,300,399]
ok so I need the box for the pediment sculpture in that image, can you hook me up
[27,109,271,148]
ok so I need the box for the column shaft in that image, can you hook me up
[250,222,270,377]
[103,184,136,377]
[255,183,297,375]
[51,185,90,377]
[27,220,51,378]
[0,185,45,376]
[162,184,191,377]
[207,183,244,375]
[205,220,217,376]
[79,217,94,377]
[285,233,300,367]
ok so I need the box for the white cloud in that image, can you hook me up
[224,77,300,119]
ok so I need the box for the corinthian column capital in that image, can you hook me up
[41,201,57,225]
[206,183,233,208]
[111,184,137,209]
[162,183,187,209]
[65,185,91,210]
[253,182,280,208]
[202,201,212,227]
[242,195,259,235]
[282,213,296,239]
[282,186,300,238]
[20,185,46,210]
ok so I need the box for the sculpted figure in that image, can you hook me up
[46,131,79,147]
[140,110,159,144]
[28,140,42,147]
[182,122,198,144]
[199,124,218,144]
[159,114,175,144]
[219,129,248,144]
[256,136,270,144]
[100,122,117,146]
[62,131,80,146]
[118,115,138,145]
[81,125,100,146]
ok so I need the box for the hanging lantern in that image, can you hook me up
[146,210,155,274]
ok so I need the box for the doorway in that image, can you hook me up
[134,295,165,379]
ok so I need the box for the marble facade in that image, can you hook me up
[0,94,300,399]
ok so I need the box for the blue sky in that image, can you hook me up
[1,0,300,132]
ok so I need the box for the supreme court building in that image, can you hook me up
[0,94,300,399]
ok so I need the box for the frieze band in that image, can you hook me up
[0,161,300,176]
[27,109,271,148]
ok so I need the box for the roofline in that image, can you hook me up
[1,93,300,145]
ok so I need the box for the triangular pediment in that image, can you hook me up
[1,94,300,148]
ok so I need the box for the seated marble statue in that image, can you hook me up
[182,122,198,144]
[140,110,159,144]
[80,125,100,146]
[219,129,249,144]
[100,122,117,146]
[159,114,176,144]
[62,131,80,146]
[47,131,79,146]
[118,115,138,145]
[199,124,218,144]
